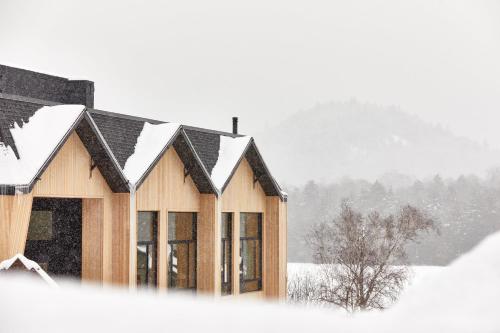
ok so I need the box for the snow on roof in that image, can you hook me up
[210,135,251,190]
[0,253,57,287]
[0,104,85,185]
[123,122,181,186]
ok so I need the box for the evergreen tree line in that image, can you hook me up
[287,171,500,265]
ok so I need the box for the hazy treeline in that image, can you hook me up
[286,170,500,265]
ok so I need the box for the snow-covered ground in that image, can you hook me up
[1,232,499,333]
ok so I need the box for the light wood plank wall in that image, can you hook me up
[0,193,33,262]
[0,131,288,300]
[112,193,130,285]
[27,132,122,284]
[0,196,12,262]
[134,147,200,289]
[82,198,103,282]
[197,193,220,295]
[221,158,268,299]
[264,196,288,299]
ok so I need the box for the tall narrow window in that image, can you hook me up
[221,213,233,295]
[137,211,158,288]
[240,213,262,293]
[168,212,197,291]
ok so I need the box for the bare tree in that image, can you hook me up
[287,272,319,305]
[306,201,436,311]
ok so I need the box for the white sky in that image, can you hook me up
[1,0,499,146]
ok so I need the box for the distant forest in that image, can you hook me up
[286,170,500,265]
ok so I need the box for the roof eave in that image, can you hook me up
[83,111,131,192]
[246,139,287,201]
[180,129,220,197]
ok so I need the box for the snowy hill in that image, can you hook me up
[256,100,500,185]
[1,232,499,332]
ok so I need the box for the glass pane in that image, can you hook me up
[27,211,52,240]
[221,213,232,295]
[242,240,256,280]
[137,244,157,287]
[138,212,157,242]
[168,212,196,241]
[148,244,157,286]
[243,280,260,293]
[240,213,260,238]
[168,242,196,289]
[240,213,262,293]
[137,211,158,288]
[221,213,232,239]
[137,245,148,286]
[168,212,197,290]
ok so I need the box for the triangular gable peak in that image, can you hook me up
[0,102,129,194]
[219,139,286,201]
[184,127,286,201]
[89,110,218,195]
[128,127,218,195]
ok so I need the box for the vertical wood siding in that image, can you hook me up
[26,132,120,285]
[82,198,103,282]
[112,193,130,285]
[135,147,201,289]
[197,193,220,294]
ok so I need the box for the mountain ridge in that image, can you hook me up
[256,100,500,186]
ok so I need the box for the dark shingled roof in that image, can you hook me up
[0,99,129,193]
[183,128,222,175]
[0,97,42,159]
[88,110,161,168]
[183,127,285,199]
[87,110,218,194]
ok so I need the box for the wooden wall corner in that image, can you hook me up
[197,193,220,295]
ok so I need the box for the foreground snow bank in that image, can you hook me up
[1,232,500,333]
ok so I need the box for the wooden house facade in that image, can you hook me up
[0,65,287,300]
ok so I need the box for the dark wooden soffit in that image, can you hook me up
[76,114,130,193]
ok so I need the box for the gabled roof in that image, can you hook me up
[184,127,286,200]
[0,253,57,286]
[0,99,129,194]
[88,110,218,194]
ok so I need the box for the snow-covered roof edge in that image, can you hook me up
[130,126,219,196]
[213,137,286,201]
[215,137,253,193]
[0,107,87,190]
[0,107,131,194]
[125,123,181,189]
[0,253,57,287]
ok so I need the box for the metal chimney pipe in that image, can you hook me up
[232,117,238,134]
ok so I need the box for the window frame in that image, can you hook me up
[221,212,233,296]
[167,212,198,291]
[136,211,159,288]
[239,212,263,293]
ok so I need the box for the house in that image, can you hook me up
[0,65,287,299]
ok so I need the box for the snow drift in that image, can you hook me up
[1,232,499,333]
